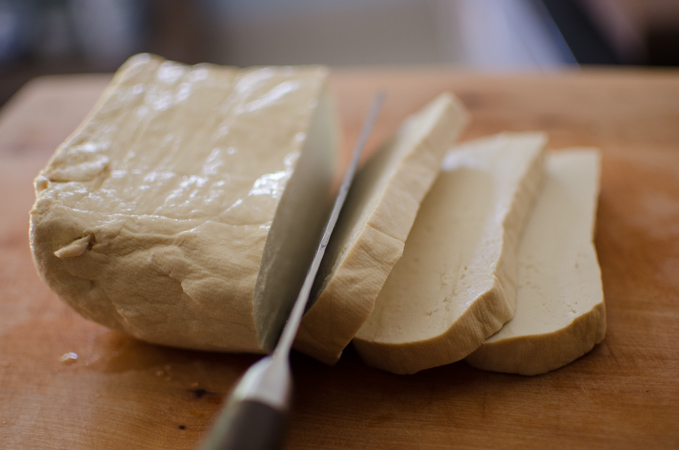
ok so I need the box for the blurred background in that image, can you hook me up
[0,0,678,106]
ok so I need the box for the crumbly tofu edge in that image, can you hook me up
[352,133,547,374]
[466,149,606,375]
[293,93,469,364]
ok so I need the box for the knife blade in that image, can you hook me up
[199,92,385,450]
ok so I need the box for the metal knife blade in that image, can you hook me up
[199,92,385,450]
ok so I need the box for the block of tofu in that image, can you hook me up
[353,133,547,374]
[466,149,605,375]
[29,54,339,353]
[294,93,469,365]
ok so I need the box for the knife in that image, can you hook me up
[199,92,385,450]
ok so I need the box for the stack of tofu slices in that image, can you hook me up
[30,55,605,376]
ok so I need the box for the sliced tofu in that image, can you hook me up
[30,54,339,353]
[294,93,469,365]
[353,133,547,374]
[466,149,605,375]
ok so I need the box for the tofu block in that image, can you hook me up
[30,54,339,353]
[294,93,469,365]
[466,149,606,375]
[353,133,547,374]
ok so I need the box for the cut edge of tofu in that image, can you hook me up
[352,132,547,375]
[466,149,606,375]
[293,93,469,365]
[254,87,340,351]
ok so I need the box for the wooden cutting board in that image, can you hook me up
[1,68,678,449]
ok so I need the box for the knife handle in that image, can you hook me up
[199,355,292,450]
[199,399,288,450]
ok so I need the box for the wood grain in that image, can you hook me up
[1,69,678,449]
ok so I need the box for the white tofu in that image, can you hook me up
[294,93,469,365]
[466,149,605,375]
[30,54,339,353]
[353,133,546,374]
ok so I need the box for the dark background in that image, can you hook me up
[1,0,678,107]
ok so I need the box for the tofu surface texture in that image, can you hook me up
[466,149,606,375]
[30,54,338,353]
[353,132,547,374]
[294,93,469,365]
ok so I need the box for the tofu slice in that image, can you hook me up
[353,133,547,374]
[294,93,469,365]
[30,54,339,353]
[466,149,605,375]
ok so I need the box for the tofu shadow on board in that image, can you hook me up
[77,329,260,388]
[289,344,498,405]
